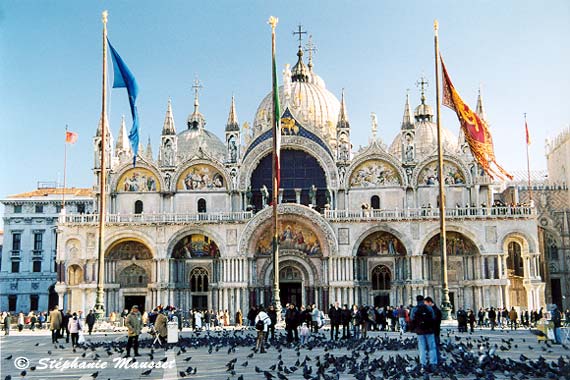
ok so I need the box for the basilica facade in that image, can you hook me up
[56,44,545,315]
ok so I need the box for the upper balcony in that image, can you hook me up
[60,206,535,226]
[324,206,535,222]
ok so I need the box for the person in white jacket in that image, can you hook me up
[254,306,271,353]
[67,312,83,347]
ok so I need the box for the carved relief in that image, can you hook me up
[418,161,465,185]
[177,164,225,190]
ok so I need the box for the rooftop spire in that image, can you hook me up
[187,76,206,129]
[304,34,317,71]
[401,91,414,129]
[291,24,309,82]
[116,115,131,151]
[145,136,153,159]
[162,98,176,135]
[476,86,487,121]
[226,95,240,132]
[337,89,350,129]
[414,76,434,122]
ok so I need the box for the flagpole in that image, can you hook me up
[62,125,68,213]
[525,114,533,204]
[269,16,282,318]
[434,20,452,320]
[94,10,108,320]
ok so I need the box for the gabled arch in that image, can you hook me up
[499,231,536,254]
[111,161,164,193]
[413,154,472,188]
[346,145,407,189]
[417,224,484,256]
[173,159,230,192]
[239,137,339,190]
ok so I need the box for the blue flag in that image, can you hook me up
[107,38,140,165]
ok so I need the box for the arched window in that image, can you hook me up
[190,267,209,292]
[549,244,559,260]
[67,265,83,286]
[507,241,524,277]
[371,195,380,210]
[371,265,391,290]
[134,200,143,214]
[119,264,149,288]
[197,198,207,213]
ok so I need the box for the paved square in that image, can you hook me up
[1,327,569,380]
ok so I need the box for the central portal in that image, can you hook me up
[279,282,302,307]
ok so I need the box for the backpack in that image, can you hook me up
[412,304,434,332]
[255,319,265,331]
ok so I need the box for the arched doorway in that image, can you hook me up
[507,241,527,308]
[371,265,391,307]
[170,233,220,310]
[423,232,479,310]
[279,266,303,307]
[356,230,407,306]
[106,240,153,313]
[250,149,327,211]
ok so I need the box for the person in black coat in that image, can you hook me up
[266,304,277,341]
[285,303,299,343]
[61,310,71,343]
[86,310,96,335]
[341,304,352,339]
[328,302,341,340]
[425,297,442,364]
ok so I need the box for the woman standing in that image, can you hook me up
[68,312,83,348]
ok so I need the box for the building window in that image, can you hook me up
[34,232,43,252]
[56,205,62,213]
[371,195,380,209]
[33,260,41,272]
[197,198,207,213]
[507,241,524,277]
[11,261,20,273]
[12,233,21,252]
[190,267,209,292]
[548,244,559,261]
[14,205,22,213]
[77,203,86,214]
[30,295,39,311]
[371,265,391,290]
[8,295,17,311]
[134,200,143,214]
[35,204,43,213]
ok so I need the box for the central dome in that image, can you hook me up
[253,52,340,146]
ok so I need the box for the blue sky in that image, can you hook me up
[0,1,569,224]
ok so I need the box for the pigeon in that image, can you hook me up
[91,371,99,378]
[4,355,12,360]
[184,356,192,362]
[141,369,152,376]
[241,360,249,367]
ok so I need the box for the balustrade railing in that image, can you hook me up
[62,211,253,224]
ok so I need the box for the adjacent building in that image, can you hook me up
[0,185,93,312]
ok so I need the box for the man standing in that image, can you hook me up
[410,295,437,372]
[266,304,277,341]
[551,305,563,344]
[341,304,351,339]
[86,310,96,335]
[488,307,497,331]
[509,307,518,330]
[310,304,321,333]
[285,303,299,344]
[328,302,341,340]
[125,305,142,357]
[49,305,62,344]
[424,297,442,364]
[254,306,271,353]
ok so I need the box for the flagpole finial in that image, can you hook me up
[434,19,439,31]
[102,10,108,25]
[268,16,278,30]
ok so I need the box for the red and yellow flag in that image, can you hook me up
[441,56,512,180]
[525,120,531,145]
[65,131,78,144]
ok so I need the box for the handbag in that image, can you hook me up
[77,331,85,344]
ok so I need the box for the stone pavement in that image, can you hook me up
[0,326,569,380]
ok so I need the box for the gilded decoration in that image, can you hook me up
[172,234,220,259]
[117,168,160,192]
[177,164,225,190]
[357,231,406,256]
[349,160,401,187]
[107,241,152,260]
[418,161,465,185]
[423,232,477,256]
[256,220,322,257]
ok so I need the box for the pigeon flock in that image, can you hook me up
[2,328,569,380]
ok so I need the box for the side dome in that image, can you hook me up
[253,50,340,147]
[177,127,226,162]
